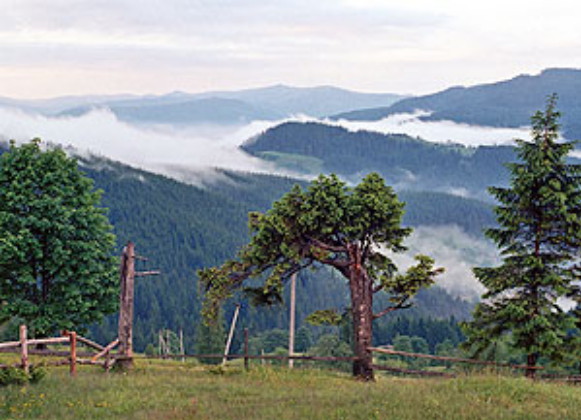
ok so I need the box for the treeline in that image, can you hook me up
[79,157,480,352]
[243,121,515,198]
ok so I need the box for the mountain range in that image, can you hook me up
[0,85,404,125]
[4,67,581,352]
[333,68,581,140]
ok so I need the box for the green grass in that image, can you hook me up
[1,360,581,420]
[255,151,324,174]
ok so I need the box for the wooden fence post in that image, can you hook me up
[19,325,29,374]
[69,331,77,377]
[288,273,296,369]
[118,241,136,370]
[244,328,249,371]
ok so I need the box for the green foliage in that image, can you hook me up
[194,310,225,364]
[305,309,343,326]
[463,96,581,366]
[243,121,516,199]
[0,140,118,337]
[199,172,440,322]
[295,325,313,352]
[199,172,442,379]
[0,365,45,387]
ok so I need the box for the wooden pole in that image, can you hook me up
[222,304,241,365]
[288,273,297,369]
[19,325,29,374]
[179,329,185,362]
[118,241,136,369]
[69,331,77,377]
[244,328,249,371]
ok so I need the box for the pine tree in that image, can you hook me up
[463,96,581,376]
[199,172,442,380]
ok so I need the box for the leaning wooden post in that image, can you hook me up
[222,303,241,365]
[19,325,29,374]
[288,273,297,369]
[69,331,77,377]
[118,241,136,370]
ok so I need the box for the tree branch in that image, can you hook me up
[373,300,413,320]
[306,236,346,253]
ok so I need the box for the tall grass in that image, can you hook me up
[1,359,581,420]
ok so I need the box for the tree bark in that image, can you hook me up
[348,243,374,381]
[526,353,538,379]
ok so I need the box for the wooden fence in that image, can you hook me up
[0,325,119,376]
[4,325,579,382]
[368,346,545,378]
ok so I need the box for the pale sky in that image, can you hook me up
[2,0,581,99]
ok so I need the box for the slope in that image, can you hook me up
[242,121,515,199]
[333,68,581,140]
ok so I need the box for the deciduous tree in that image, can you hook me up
[0,140,118,337]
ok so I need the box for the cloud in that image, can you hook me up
[0,107,289,185]
[389,225,499,301]
[331,112,531,147]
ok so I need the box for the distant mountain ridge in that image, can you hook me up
[0,85,405,125]
[333,68,581,140]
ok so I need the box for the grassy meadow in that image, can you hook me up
[1,359,581,420]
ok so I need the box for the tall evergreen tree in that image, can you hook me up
[463,96,581,376]
[0,140,118,337]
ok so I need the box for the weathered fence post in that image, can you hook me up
[118,241,159,370]
[19,325,29,374]
[288,273,296,369]
[69,331,77,377]
[118,241,136,370]
[244,328,249,371]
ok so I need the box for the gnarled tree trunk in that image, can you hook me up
[348,243,374,381]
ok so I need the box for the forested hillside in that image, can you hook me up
[332,68,581,140]
[243,121,515,199]
[79,157,481,351]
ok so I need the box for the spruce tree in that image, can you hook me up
[463,96,581,376]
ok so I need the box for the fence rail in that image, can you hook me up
[368,347,544,372]
[3,325,579,382]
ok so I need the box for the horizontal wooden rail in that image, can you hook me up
[142,353,358,362]
[27,337,70,346]
[371,364,455,378]
[369,347,544,371]
[0,340,20,350]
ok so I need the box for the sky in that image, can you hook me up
[2,0,581,99]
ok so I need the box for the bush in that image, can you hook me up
[0,365,46,386]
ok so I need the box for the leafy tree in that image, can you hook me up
[462,96,581,376]
[199,172,442,380]
[194,309,225,364]
[295,325,313,353]
[0,140,118,337]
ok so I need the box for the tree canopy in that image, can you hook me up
[462,96,581,375]
[0,140,118,337]
[199,172,442,380]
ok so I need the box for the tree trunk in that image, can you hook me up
[348,244,374,381]
[526,353,538,379]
